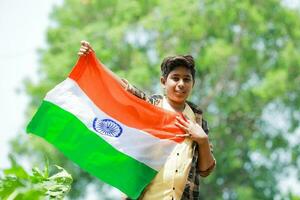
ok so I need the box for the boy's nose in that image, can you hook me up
[178,79,184,88]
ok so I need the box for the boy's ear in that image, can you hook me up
[160,76,166,87]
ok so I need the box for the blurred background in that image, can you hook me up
[1,0,300,199]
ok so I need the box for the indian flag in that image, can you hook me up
[26,52,185,199]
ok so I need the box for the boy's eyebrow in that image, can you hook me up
[171,74,192,78]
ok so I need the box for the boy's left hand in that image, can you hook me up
[175,116,208,144]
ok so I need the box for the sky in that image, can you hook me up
[0,0,62,168]
[0,0,299,198]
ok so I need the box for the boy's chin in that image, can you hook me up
[172,96,188,103]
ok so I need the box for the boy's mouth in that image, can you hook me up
[175,90,186,95]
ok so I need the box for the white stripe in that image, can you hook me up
[45,78,177,170]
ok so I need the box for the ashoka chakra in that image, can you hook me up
[92,118,123,137]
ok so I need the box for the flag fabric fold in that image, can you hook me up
[26,52,185,199]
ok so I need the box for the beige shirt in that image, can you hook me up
[140,97,197,200]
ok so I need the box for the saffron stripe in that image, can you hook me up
[68,53,184,142]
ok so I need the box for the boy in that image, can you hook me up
[78,41,216,200]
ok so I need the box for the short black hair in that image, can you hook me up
[160,55,195,81]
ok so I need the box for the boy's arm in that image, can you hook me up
[197,139,216,177]
[183,105,216,177]
[78,40,127,89]
[195,114,216,177]
[120,79,149,102]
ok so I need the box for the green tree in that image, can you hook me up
[14,0,300,199]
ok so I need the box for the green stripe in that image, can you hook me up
[26,101,156,199]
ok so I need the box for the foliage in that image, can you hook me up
[14,0,300,199]
[0,155,72,200]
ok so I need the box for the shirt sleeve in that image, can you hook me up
[121,79,162,106]
[121,79,149,101]
[199,159,216,177]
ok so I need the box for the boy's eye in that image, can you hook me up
[184,78,191,82]
[172,77,180,81]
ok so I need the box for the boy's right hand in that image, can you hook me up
[78,40,94,56]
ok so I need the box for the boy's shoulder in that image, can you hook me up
[186,101,203,115]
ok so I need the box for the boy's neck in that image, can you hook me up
[165,97,186,113]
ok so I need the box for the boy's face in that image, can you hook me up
[161,66,194,104]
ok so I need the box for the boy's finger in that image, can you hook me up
[79,48,88,52]
[176,133,190,137]
[81,46,89,50]
[175,122,183,129]
[175,121,187,130]
[78,52,86,56]
[176,116,189,126]
[183,114,191,120]
[81,40,89,46]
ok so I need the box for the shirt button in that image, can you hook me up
[173,187,175,190]
[175,170,178,173]
[177,153,179,156]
